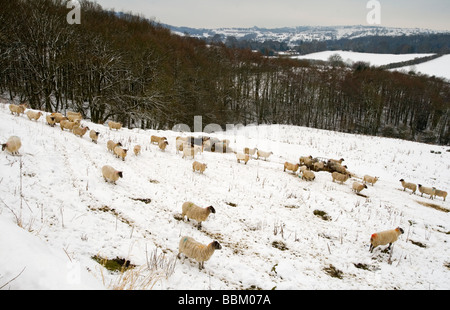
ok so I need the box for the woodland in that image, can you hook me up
[1,0,449,144]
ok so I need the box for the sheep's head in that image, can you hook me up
[117,171,123,178]
[396,227,404,234]
[212,241,222,250]
[2,143,6,151]
[208,206,216,214]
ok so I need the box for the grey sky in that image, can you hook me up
[92,0,450,31]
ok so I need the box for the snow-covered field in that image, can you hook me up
[1,103,449,290]
[293,50,435,67]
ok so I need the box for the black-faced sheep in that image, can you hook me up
[177,236,222,270]
[369,227,404,253]
[101,165,123,184]
[181,202,216,229]
[2,136,22,155]
[418,184,435,199]
[399,179,416,194]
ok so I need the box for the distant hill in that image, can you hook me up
[166,25,450,55]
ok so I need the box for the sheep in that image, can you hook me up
[108,121,122,131]
[133,145,141,156]
[9,104,26,116]
[236,153,250,165]
[67,111,82,122]
[369,227,404,253]
[2,136,22,155]
[72,126,90,138]
[399,179,416,194]
[257,150,273,161]
[302,170,315,181]
[313,161,325,171]
[328,158,345,165]
[177,236,222,270]
[352,182,368,194]
[158,139,169,151]
[26,110,43,121]
[299,155,313,165]
[193,161,207,174]
[182,146,195,159]
[107,140,122,153]
[181,202,216,229]
[60,119,80,131]
[433,189,447,201]
[327,161,348,174]
[50,112,67,123]
[101,165,123,184]
[418,184,435,199]
[89,130,100,144]
[332,171,350,184]
[114,146,128,161]
[46,115,56,127]
[363,175,379,186]
[284,162,299,174]
[244,147,258,158]
[151,135,167,145]
[299,165,308,174]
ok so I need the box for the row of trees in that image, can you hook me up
[1,0,449,144]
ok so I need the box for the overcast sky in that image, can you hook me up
[92,0,450,31]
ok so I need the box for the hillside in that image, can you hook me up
[1,104,449,290]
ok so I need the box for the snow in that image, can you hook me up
[392,54,450,81]
[1,103,450,290]
[293,50,435,67]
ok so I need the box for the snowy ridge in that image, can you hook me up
[0,103,449,290]
[168,25,447,46]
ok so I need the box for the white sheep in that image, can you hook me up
[2,136,22,155]
[89,130,100,144]
[332,171,350,184]
[151,135,167,145]
[284,162,299,174]
[177,236,222,270]
[299,165,308,174]
[181,202,216,229]
[60,119,80,131]
[433,189,447,201]
[67,111,82,122]
[107,140,122,153]
[158,139,169,151]
[182,146,195,159]
[73,126,90,138]
[363,175,379,186]
[108,121,122,131]
[369,227,404,253]
[418,184,435,199]
[9,104,26,116]
[244,147,258,158]
[257,150,273,161]
[352,182,368,194]
[101,165,123,184]
[51,112,66,123]
[299,155,313,165]
[302,170,315,181]
[46,115,56,127]
[192,161,207,174]
[236,153,250,164]
[133,145,141,156]
[399,179,416,194]
[113,146,128,161]
[26,110,43,121]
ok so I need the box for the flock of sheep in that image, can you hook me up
[2,103,448,271]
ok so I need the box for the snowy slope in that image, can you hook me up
[293,50,435,67]
[392,54,450,81]
[1,103,449,290]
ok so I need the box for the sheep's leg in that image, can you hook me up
[369,245,373,253]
